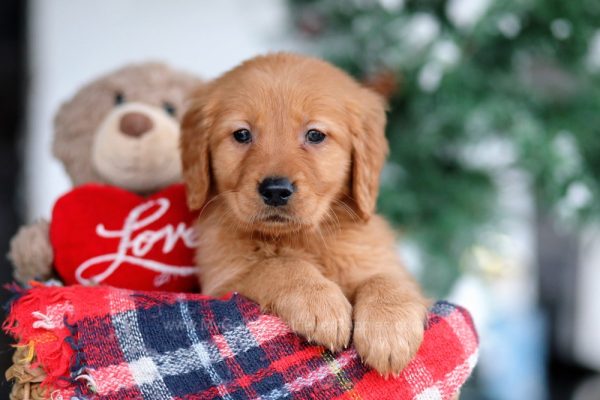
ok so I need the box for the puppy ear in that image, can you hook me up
[349,87,389,221]
[180,89,212,210]
[363,70,398,101]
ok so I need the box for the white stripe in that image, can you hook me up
[415,387,442,400]
[179,300,234,400]
[110,291,173,400]
[222,322,262,355]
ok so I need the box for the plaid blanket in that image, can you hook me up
[4,285,478,400]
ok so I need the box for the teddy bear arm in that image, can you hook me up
[8,219,54,284]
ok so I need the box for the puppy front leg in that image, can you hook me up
[353,273,428,376]
[232,257,352,351]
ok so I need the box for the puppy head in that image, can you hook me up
[181,53,388,233]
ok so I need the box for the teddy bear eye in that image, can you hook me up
[305,129,326,144]
[114,92,125,105]
[233,129,252,144]
[163,102,176,117]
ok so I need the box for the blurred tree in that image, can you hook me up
[288,0,600,295]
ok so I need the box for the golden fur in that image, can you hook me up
[181,53,428,375]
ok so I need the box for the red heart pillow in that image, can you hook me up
[49,184,199,292]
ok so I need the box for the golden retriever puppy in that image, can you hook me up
[181,53,428,375]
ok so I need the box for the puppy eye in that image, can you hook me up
[233,129,252,144]
[305,129,326,144]
[114,92,125,105]
[163,102,176,117]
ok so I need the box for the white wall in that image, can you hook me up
[26,0,297,220]
[575,229,600,370]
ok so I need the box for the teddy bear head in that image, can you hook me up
[53,62,201,194]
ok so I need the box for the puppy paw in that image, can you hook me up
[271,281,352,352]
[353,300,427,376]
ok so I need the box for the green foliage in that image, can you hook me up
[288,0,600,295]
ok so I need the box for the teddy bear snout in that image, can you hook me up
[119,112,154,137]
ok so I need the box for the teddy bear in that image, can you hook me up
[8,62,202,287]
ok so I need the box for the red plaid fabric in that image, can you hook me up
[4,285,478,399]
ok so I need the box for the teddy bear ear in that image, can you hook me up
[180,89,212,210]
[52,84,104,186]
[171,69,205,104]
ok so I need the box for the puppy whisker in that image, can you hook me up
[333,198,361,223]
[198,190,237,217]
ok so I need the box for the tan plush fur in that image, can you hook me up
[9,220,53,284]
[53,62,200,190]
[181,53,428,375]
[91,102,182,192]
[9,62,201,283]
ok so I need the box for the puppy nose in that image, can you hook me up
[119,112,153,137]
[258,177,295,207]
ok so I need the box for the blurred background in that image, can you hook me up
[1,0,599,399]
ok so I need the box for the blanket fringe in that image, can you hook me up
[3,286,79,390]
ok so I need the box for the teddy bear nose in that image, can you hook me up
[119,112,154,137]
